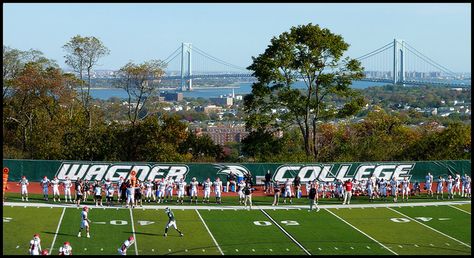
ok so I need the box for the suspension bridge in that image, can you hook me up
[160,40,471,91]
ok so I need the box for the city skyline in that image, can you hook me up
[3,3,471,72]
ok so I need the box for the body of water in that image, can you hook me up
[89,80,390,100]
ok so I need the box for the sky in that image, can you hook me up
[3,3,471,72]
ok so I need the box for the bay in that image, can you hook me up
[88,80,389,100]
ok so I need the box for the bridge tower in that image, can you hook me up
[393,39,406,85]
[180,43,193,91]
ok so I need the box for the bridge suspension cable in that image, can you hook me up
[403,42,457,76]
[355,41,393,60]
[192,45,248,71]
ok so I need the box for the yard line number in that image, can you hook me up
[253,220,300,226]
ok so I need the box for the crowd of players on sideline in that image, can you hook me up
[16,171,471,207]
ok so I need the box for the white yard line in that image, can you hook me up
[260,209,311,255]
[50,207,66,253]
[129,209,138,256]
[325,208,398,255]
[195,209,224,255]
[448,205,471,215]
[387,207,471,248]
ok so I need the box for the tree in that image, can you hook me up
[63,35,110,128]
[115,60,166,126]
[245,23,365,160]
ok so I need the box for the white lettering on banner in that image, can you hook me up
[274,166,301,182]
[319,165,336,182]
[392,164,414,180]
[105,165,132,182]
[130,166,150,181]
[167,166,188,180]
[372,165,396,180]
[354,165,375,181]
[84,165,108,181]
[148,166,167,180]
[335,164,353,181]
[57,164,89,180]
[297,166,320,181]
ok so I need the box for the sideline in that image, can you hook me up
[3,200,470,210]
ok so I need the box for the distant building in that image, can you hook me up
[161,92,183,102]
[210,97,233,107]
[203,105,223,113]
[202,125,249,145]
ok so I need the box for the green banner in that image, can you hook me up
[3,159,470,184]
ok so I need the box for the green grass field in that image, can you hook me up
[3,201,471,255]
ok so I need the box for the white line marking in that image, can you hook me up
[387,207,471,248]
[350,247,354,249]
[16,245,19,249]
[430,244,434,246]
[269,248,273,251]
[398,245,403,248]
[49,207,66,253]
[334,247,338,250]
[93,222,106,224]
[129,209,138,255]
[152,249,154,252]
[318,248,322,250]
[195,209,224,255]
[325,208,398,255]
[414,244,419,247]
[445,243,450,246]
[448,205,471,215]
[260,209,311,255]
[235,249,239,252]
[252,249,255,252]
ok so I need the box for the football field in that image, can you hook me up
[3,201,471,255]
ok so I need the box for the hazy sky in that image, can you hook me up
[3,3,471,72]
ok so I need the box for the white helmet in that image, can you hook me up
[165,207,170,213]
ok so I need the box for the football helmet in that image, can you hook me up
[128,236,134,241]
[83,206,89,211]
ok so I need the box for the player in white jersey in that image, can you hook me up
[40,176,50,201]
[105,178,115,206]
[366,178,375,202]
[283,179,293,204]
[176,178,187,204]
[436,175,445,200]
[62,176,73,203]
[144,179,153,203]
[29,234,42,255]
[425,172,434,197]
[390,177,399,202]
[117,176,125,204]
[51,176,61,202]
[453,173,461,196]
[237,180,246,204]
[379,178,388,202]
[78,206,91,238]
[93,180,103,207]
[118,236,134,255]
[202,178,212,203]
[125,179,135,208]
[157,178,166,203]
[18,176,29,201]
[446,175,455,199]
[401,177,410,201]
[213,177,223,204]
[58,241,72,255]
[164,177,175,202]
[189,177,199,204]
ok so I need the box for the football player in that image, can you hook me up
[51,176,61,202]
[446,175,455,199]
[189,177,199,204]
[29,234,42,255]
[93,180,103,207]
[58,241,72,255]
[237,179,246,204]
[425,172,434,198]
[118,236,134,255]
[379,178,388,202]
[164,177,175,203]
[18,175,29,202]
[63,176,73,203]
[283,178,293,204]
[202,178,212,204]
[157,178,166,204]
[176,177,186,204]
[145,179,153,203]
[125,179,135,208]
[213,177,223,204]
[454,173,461,196]
[40,176,50,201]
[390,177,399,202]
[78,206,91,238]
[401,177,410,202]
[436,175,445,200]
[105,178,115,206]
[164,207,184,237]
